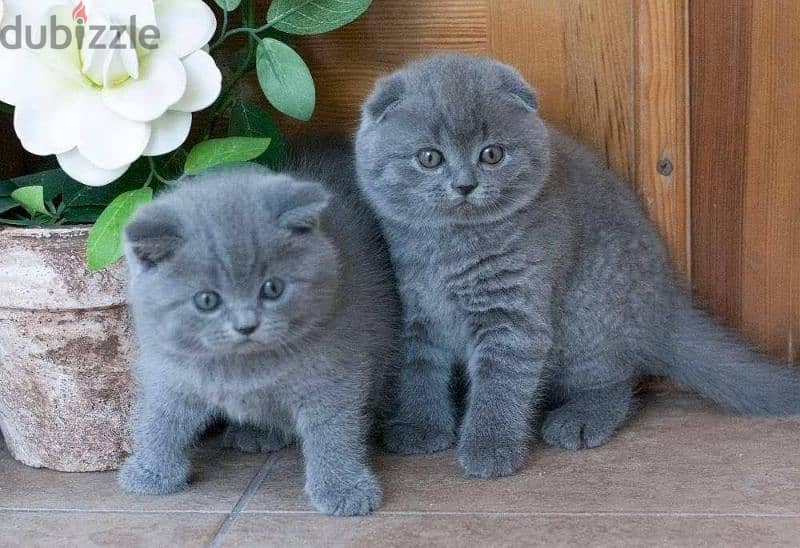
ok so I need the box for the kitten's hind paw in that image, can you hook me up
[306,471,382,516]
[383,422,455,455]
[118,455,190,495]
[541,404,622,451]
[222,424,291,453]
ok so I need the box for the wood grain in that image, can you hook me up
[633,0,690,277]
[691,0,800,361]
[739,1,800,361]
[277,0,489,134]
[488,0,635,181]
[689,0,752,327]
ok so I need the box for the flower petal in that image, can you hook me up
[171,50,221,112]
[57,149,131,187]
[155,0,216,58]
[78,101,150,170]
[13,92,84,155]
[84,0,157,27]
[102,49,187,122]
[0,4,86,106]
[143,110,191,156]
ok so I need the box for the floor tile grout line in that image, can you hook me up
[0,508,231,515]
[236,510,800,519]
[208,452,281,548]
[2,507,800,520]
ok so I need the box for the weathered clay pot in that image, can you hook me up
[0,226,134,471]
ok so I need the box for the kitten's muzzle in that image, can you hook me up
[451,180,478,196]
[235,324,259,336]
[232,310,261,337]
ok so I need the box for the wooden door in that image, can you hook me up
[691,0,800,361]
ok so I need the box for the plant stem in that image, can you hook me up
[210,0,310,51]
[148,157,171,185]
[219,8,230,44]
[204,0,259,140]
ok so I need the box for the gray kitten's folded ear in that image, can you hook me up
[124,204,184,267]
[363,73,405,123]
[277,183,331,234]
[497,65,539,111]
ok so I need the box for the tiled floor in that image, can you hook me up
[2,392,799,547]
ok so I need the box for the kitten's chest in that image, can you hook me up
[178,356,292,424]
[388,224,524,346]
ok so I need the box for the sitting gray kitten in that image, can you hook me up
[355,53,800,479]
[118,137,399,516]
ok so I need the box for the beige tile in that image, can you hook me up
[0,435,265,512]
[246,394,800,515]
[222,514,800,548]
[0,511,224,548]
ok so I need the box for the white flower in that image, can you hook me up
[0,0,221,186]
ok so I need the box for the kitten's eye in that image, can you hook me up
[193,291,221,312]
[417,148,443,169]
[479,145,505,165]
[261,278,285,300]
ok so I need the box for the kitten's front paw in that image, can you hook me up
[222,424,291,453]
[118,454,190,495]
[306,470,382,516]
[457,437,526,479]
[383,422,455,455]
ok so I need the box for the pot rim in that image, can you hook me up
[0,224,92,237]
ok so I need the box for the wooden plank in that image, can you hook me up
[275,0,489,134]
[739,1,800,361]
[689,0,752,328]
[633,0,690,278]
[487,0,570,136]
[488,0,635,182]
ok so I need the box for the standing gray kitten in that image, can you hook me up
[355,53,800,479]
[118,137,399,516]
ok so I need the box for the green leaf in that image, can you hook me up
[62,205,106,224]
[0,181,17,196]
[86,188,153,271]
[256,38,315,121]
[214,0,241,10]
[229,100,287,170]
[184,137,272,175]
[267,0,372,35]
[61,160,148,208]
[11,186,48,215]
[6,169,71,201]
[0,197,19,215]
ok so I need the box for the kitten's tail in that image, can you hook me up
[655,303,800,415]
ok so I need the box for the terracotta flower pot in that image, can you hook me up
[0,226,134,471]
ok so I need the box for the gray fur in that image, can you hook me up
[355,53,800,478]
[118,137,399,516]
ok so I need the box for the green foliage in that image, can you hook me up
[228,99,287,170]
[86,188,153,271]
[0,197,17,215]
[268,0,373,35]
[256,38,315,121]
[184,137,272,175]
[0,161,153,226]
[11,186,48,215]
[214,0,242,10]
